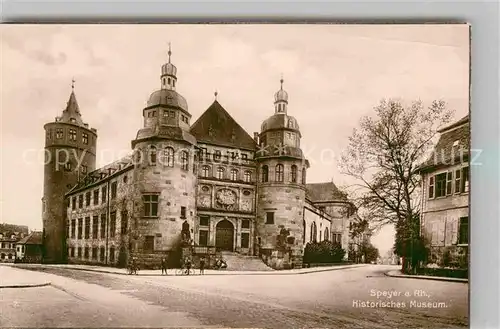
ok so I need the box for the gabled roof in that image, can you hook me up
[306,182,347,202]
[190,100,257,150]
[17,232,42,245]
[420,115,470,171]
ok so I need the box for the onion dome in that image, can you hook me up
[146,89,188,111]
[274,77,288,103]
[260,113,300,134]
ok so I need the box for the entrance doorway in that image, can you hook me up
[215,220,234,251]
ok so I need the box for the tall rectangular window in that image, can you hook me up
[77,247,82,258]
[111,181,117,199]
[446,172,453,195]
[458,217,469,245]
[266,212,275,224]
[66,220,70,238]
[56,128,63,139]
[69,129,77,141]
[92,216,98,239]
[109,212,116,238]
[84,217,90,239]
[84,247,89,259]
[78,195,83,208]
[121,210,128,234]
[428,176,435,198]
[199,230,208,246]
[82,133,89,145]
[109,247,115,263]
[99,247,105,262]
[72,197,76,210]
[93,189,99,205]
[241,232,250,248]
[71,219,76,238]
[92,247,98,260]
[77,218,83,239]
[180,206,186,219]
[100,214,106,238]
[461,166,469,193]
[214,150,221,161]
[102,186,107,203]
[454,169,462,193]
[144,236,154,253]
[435,173,447,197]
[143,194,159,217]
[85,192,91,207]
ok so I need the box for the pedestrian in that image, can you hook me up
[161,257,168,275]
[185,257,192,275]
[199,256,205,275]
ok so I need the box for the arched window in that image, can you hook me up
[244,171,251,182]
[261,165,269,183]
[291,165,298,183]
[164,147,174,167]
[181,151,189,171]
[275,164,284,182]
[302,168,306,184]
[310,222,317,242]
[217,167,225,180]
[230,169,238,181]
[324,227,329,241]
[149,146,157,165]
[202,165,210,178]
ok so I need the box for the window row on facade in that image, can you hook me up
[428,216,468,246]
[67,210,128,240]
[307,221,341,244]
[261,164,305,184]
[137,146,190,171]
[200,165,253,182]
[68,245,117,263]
[428,166,469,199]
[70,179,123,211]
[145,108,189,123]
[197,148,252,164]
[47,127,90,145]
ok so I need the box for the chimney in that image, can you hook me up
[253,132,259,144]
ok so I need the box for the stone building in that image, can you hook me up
[42,47,356,269]
[16,232,43,263]
[418,115,469,268]
[0,231,25,263]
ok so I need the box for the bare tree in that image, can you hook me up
[339,99,453,270]
[340,99,453,225]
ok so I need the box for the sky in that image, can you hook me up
[0,24,469,255]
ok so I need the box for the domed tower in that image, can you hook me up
[42,81,98,264]
[255,78,309,269]
[130,45,197,261]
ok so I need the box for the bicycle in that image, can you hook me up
[175,267,195,276]
[127,263,139,275]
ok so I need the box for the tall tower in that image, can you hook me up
[130,45,197,262]
[42,81,97,263]
[255,77,309,269]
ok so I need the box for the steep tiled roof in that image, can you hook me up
[67,155,134,195]
[306,182,347,202]
[17,232,42,245]
[420,115,470,171]
[190,100,257,150]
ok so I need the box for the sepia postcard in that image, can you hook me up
[0,24,470,329]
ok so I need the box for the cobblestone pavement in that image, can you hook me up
[5,265,468,329]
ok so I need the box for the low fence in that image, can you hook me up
[417,267,468,279]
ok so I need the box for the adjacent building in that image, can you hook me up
[42,47,357,269]
[16,232,43,263]
[418,115,470,268]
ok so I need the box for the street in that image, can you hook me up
[1,265,468,328]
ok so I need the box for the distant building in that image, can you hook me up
[16,232,43,263]
[418,115,469,268]
[42,47,357,269]
[0,230,26,263]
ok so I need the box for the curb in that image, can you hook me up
[16,264,366,277]
[384,271,468,283]
[0,282,52,289]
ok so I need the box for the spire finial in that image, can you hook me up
[214,90,218,100]
[71,77,75,91]
[168,42,172,63]
[280,73,284,90]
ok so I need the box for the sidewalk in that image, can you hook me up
[11,263,366,276]
[0,265,52,288]
[384,270,468,283]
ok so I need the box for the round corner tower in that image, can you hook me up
[255,78,309,269]
[43,85,98,263]
[130,45,197,263]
